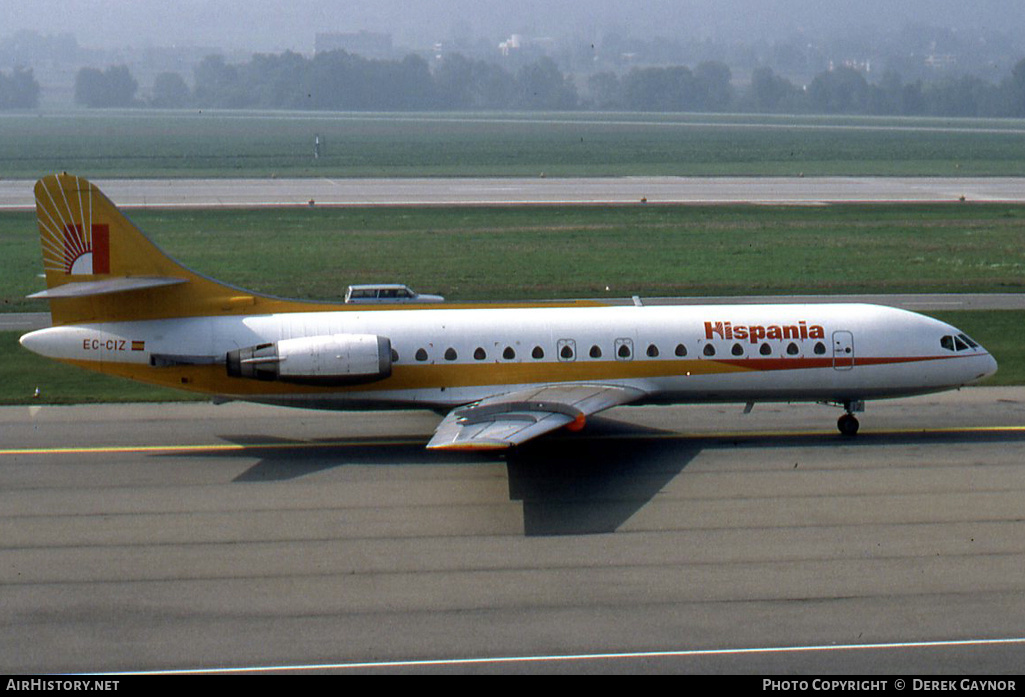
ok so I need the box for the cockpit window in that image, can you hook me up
[943,334,979,352]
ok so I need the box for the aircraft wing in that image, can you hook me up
[426,383,647,451]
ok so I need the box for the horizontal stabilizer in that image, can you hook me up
[27,276,187,299]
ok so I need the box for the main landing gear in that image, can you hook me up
[837,412,860,436]
[836,399,864,436]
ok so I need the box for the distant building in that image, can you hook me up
[924,54,957,70]
[498,34,523,56]
[829,59,872,74]
[315,31,393,58]
[498,34,555,57]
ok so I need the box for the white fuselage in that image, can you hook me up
[21,303,998,411]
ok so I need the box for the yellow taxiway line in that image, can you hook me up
[3,425,1024,457]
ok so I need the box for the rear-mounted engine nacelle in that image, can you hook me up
[226,334,392,385]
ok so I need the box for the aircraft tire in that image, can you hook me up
[837,413,860,436]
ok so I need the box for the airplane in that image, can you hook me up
[19,173,997,449]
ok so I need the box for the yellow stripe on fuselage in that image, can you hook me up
[59,355,755,397]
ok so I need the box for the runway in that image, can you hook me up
[2,388,1025,673]
[4,176,1025,209]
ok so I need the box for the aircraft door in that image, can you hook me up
[832,330,854,370]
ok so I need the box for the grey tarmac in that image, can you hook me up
[1,388,1024,673]
[3,176,1025,209]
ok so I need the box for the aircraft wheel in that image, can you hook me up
[837,413,860,436]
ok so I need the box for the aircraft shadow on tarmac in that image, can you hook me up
[192,418,1025,537]
[210,418,694,535]
[504,417,697,535]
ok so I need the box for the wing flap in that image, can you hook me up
[427,383,646,450]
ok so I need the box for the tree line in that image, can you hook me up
[69,49,1025,117]
[592,62,1025,117]
[183,51,578,111]
[0,67,40,109]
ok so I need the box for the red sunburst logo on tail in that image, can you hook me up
[61,223,110,275]
[36,175,113,276]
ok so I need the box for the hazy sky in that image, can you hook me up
[3,0,1023,52]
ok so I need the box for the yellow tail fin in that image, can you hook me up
[32,174,315,325]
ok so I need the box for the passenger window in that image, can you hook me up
[474,347,487,360]
[814,342,826,355]
[759,343,771,356]
[444,348,457,361]
[532,346,544,359]
[590,345,602,359]
[647,344,659,358]
[415,348,428,362]
[675,343,687,357]
[731,343,743,356]
[503,346,516,360]
[703,344,716,357]
[558,339,576,361]
[786,342,799,356]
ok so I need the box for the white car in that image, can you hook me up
[344,284,444,304]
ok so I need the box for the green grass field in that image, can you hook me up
[2,202,1023,403]
[4,203,1025,312]
[3,111,1025,178]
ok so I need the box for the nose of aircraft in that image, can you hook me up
[976,349,999,382]
[960,340,998,385]
[941,323,998,385]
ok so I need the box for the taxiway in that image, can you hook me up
[2,389,1024,673]
[5,294,1024,333]
[4,176,1025,209]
